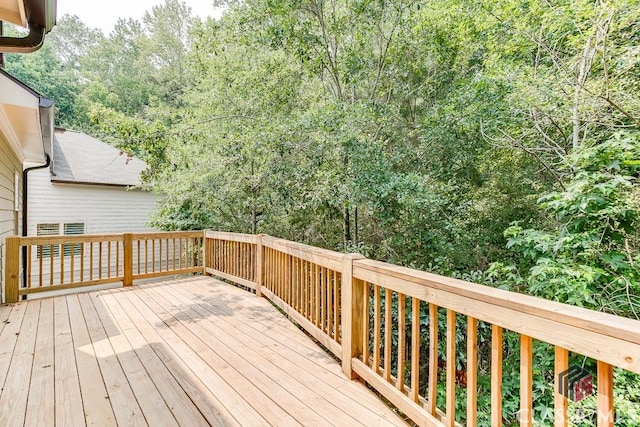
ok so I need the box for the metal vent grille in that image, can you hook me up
[37,223,60,258]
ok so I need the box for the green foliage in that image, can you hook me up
[8,0,640,424]
[502,132,640,317]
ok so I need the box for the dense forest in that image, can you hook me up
[5,0,639,424]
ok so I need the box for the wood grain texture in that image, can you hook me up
[597,361,614,427]
[1,276,406,426]
[466,317,478,427]
[491,325,503,427]
[554,347,569,427]
[520,335,533,427]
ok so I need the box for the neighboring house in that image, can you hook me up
[27,128,157,238]
[25,129,157,293]
[0,68,53,302]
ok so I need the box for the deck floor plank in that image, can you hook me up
[77,293,147,426]
[88,291,180,427]
[0,302,28,399]
[171,279,401,426]
[125,289,300,427]
[143,284,346,426]
[99,291,211,427]
[53,296,86,426]
[118,288,269,426]
[24,298,55,427]
[5,276,407,427]
[105,289,240,427]
[0,300,40,427]
[66,294,117,426]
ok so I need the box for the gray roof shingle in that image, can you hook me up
[52,129,147,187]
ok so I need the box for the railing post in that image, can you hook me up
[123,233,133,286]
[255,234,264,298]
[341,253,365,379]
[5,237,20,303]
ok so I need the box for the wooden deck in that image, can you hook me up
[0,276,406,426]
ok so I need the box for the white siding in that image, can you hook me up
[0,132,22,303]
[27,168,157,236]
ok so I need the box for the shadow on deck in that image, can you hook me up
[0,276,406,426]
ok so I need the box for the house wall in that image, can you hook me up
[0,132,22,303]
[24,168,159,298]
[27,168,157,235]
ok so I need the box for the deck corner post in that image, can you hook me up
[341,253,366,379]
[123,233,133,286]
[255,234,265,297]
[5,236,20,303]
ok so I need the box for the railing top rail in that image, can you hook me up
[354,258,640,373]
[13,230,205,247]
[16,234,125,245]
[205,230,258,244]
[262,235,344,271]
[132,231,204,240]
[355,258,640,344]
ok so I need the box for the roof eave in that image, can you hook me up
[0,69,52,165]
[51,179,143,189]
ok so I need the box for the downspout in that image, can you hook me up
[0,21,4,68]
[21,97,54,290]
[21,154,50,289]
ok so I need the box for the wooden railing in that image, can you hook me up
[4,230,640,426]
[203,232,640,427]
[4,231,203,302]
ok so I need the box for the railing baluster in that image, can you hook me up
[172,238,176,271]
[276,250,281,297]
[304,260,309,319]
[115,241,119,277]
[269,248,274,291]
[321,267,327,333]
[107,241,111,278]
[520,335,533,426]
[332,271,340,343]
[397,293,406,392]
[38,245,43,287]
[70,242,75,283]
[597,361,614,427]
[50,244,54,286]
[554,347,568,427]
[314,263,320,326]
[59,243,64,284]
[292,258,304,313]
[362,281,370,365]
[98,242,103,279]
[446,310,457,427]
[80,242,85,281]
[89,242,94,280]
[287,254,293,305]
[492,325,504,427]
[467,317,478,427]
[27,245,32,289]
[328,269,334,339]
[373,285,381,373]
[411,297,420,403]
[428,303,438,415]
